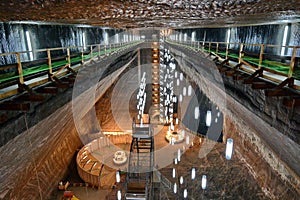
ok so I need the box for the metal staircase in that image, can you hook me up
[125,118,154,200]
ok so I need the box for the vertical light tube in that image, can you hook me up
[225,138,234,160]
[183,189,188,198]
[191,167,196,180]
[201,175,207,189]
[82,32,86,50]
[194,106,200,119]
[206,110,212,127]
[25,31,33,61]
[116,171,120,183]
[226,29,231,44]
[172,168,176,178]
[117,190,122,200]
[281,25,289,56]
[174,183,177,194]
[177,149,181,162]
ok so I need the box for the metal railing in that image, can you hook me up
[167,39,300,90]
[0,40,142,99]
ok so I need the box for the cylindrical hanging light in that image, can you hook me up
[177,148,181,162]
[116,171,120,183]
[191,167,196,180]
[117,190,122,200]
[183,189,188,199]
[201,175,207,189]
[183,87,186,96]
[172,168,176,178]
[194,107,200,119]
[186,135,190,145]
[180,176,184,185]
[206,110,212,127]
[225,138,234,160]
[188,85,192,96]
[173,183,177,194]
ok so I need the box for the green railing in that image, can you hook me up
[0,41,141,98]
[168,39,300,89]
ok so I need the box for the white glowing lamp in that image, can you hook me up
[183,189,188,198]
[194,106,200,119]
[188,85,192,96]
[180,73,183,81]
[175,118,179,125]
[177,149,181,162]
[116,171,120,183]
[191,167,196,180]
[174,158,178,165]
[172,168,176,178]
[201,175,207,189]
[183,87,186,96]
[179,94,183,102]
[180,176,183,185]
[225,138,234,160]
[175,71,178,78]
[174,183,177,194]
[177,79,180,86]
[117,190,122,200]
[186,135,190,145]
[206,110,212,127]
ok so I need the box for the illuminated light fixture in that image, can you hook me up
[186,136,190,145]
[188,85,192,96]
[226,29,231,44]
[217,112,220,117]
[201,175,207,189]
[117,190,122,200]
[215,118,218,123]
[177,79,180,86]
[183,189,188,199]
[116,171,120,183]
[175,71,178,78]
[172,168,176,178]
[179,94,183,102]
[175,118,179,125]
[180,73,183,81]
[174,158,178,165]
[180,176,183,185]
[191,167,196,180]
[174,183,177,194]
[183,87,186,96]
[194,107,200,119]
[206,111,212,127]
[225,138,234,160]
[25,31,33,61]
[177,149,181,162]
[281,25,289,56]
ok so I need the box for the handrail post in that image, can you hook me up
[202,41,205,51]
[197,41,200,51]
[90,45,93,59]
[216,43,219,54]
[225,42,230,59]
[104,45,107,54]
[16,53,24,91]
[288,47,297,78]
[67,48,71,67]
[259,44,265,69]
[47,49,52,79]
[239,44,244,64]
[81,47,84,64]
[209,42,211,52]
[98,44,101,56]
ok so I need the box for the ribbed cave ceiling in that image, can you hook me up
[0,0,299,28]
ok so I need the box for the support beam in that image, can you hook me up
[15,94,45,102]
[0,103,30,111]
[35,87,58,94]
[243,68,264,84]
[283,98,300,107]
[265,89,298,97]
[251,82,275,90]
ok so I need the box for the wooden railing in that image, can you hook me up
[0,40,141,99]
[167,39,300,90]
